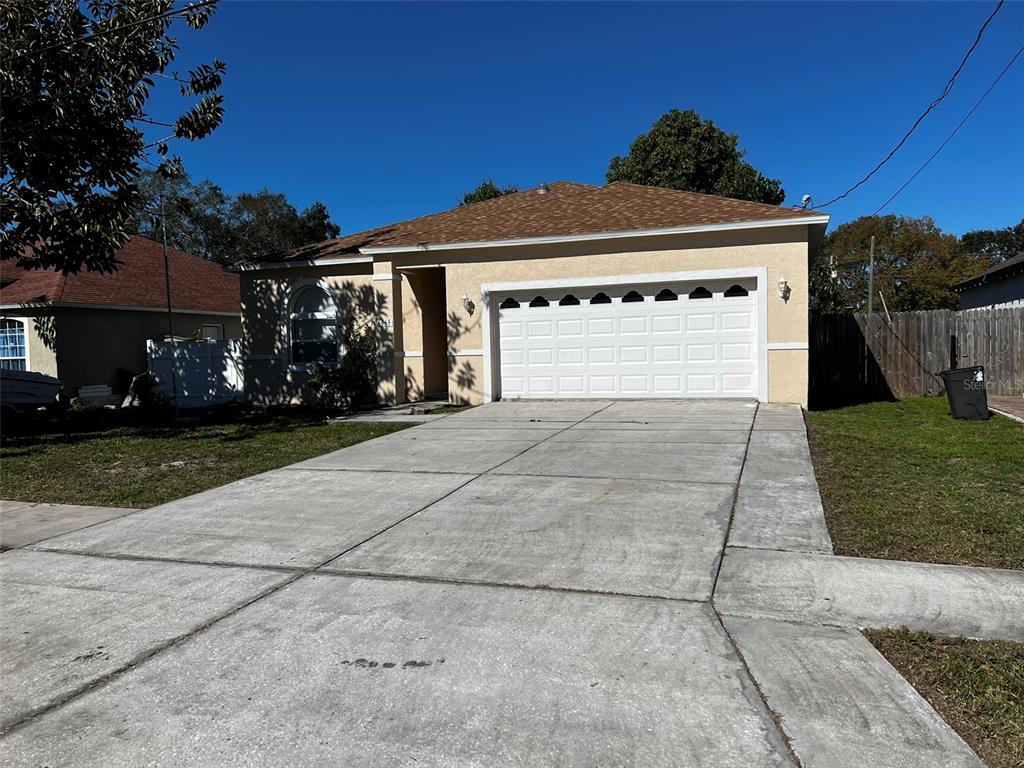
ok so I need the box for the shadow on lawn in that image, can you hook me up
[0,404,335,450]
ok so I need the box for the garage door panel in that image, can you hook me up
[558,348,585,365]
[497,280,759,399]
[619,316,647,335]
[686,314,716,332]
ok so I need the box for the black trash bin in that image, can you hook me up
[940,366,990,421]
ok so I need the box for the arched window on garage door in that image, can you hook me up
[622,290,644,303]
[724,284,749,298]
[499,297,520,309]
[688,286,712,300]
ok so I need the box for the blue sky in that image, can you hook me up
[149,1,1024,237]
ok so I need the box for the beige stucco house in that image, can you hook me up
[236,182,829,407]
[0,236,241,396]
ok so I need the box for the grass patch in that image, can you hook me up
[0,410,410,508]
[427,404,475,415]
[867,627,1023,768]
[806,397,1023,569]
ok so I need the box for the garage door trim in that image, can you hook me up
[480,267,769,403]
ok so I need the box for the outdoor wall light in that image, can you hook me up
[461,294,476,316]
[777,276,791,303]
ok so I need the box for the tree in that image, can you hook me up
[606,109,785,205]
[460,180,518,206]
[815,215,983,312]
[960,219,1024,266]
[130,169,340,264]
[1,0,225,274]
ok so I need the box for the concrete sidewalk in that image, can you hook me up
[1,500,139,551]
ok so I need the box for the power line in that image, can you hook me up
[814,0,1005,209]
[870,43,1024,217]
[7,0,218,62]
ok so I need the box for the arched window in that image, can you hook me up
[655,288,678,302]
[290,285,338,364]
[528,296,550,308]
[622,290,644,303]
[590,292,612,305]
[688,286,712,300]
[0,318,27,371]
[558,294,580,306]
[499,297,520,309]
[724,284,749,297]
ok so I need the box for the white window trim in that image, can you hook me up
[479,268,769,403]
[0,316,30,372]
[281,278,342,373]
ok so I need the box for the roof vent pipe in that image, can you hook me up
[537,183,549,194]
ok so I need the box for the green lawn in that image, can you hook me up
[867,628,1023,768]
[0,411,410,508]
[806,397,1023,569]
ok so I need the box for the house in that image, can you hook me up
[0,236,241,396]
[951,253,1024,310]
[236,182,829,407]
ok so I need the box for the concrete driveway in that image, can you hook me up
[0,400,991,766]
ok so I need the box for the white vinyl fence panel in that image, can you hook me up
[147,339,244,407]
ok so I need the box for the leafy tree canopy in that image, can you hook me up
[960,219,1024,266]
[606,109,785,205]
[131,169,340,264]
[460,179,518,206]
[813,215,986,313]
[1,0,225,274]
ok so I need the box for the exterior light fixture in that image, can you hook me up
[778,276,791,302]
[461,294,476,316]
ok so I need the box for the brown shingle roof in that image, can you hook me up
[0,236,240,313]
[256,182,823,264]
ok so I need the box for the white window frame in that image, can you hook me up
[0,316,30,371]
[281,279,341,372]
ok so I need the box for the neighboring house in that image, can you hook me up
[0,236,241,396]
[951,253,1024,310]
[236,182,829,407]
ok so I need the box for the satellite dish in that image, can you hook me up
[800,194,813,209]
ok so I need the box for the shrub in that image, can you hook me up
[309,319,379,411]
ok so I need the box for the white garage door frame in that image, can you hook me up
[480,267,769,403]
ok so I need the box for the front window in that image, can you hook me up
[290,285,338,364]
[0,318,27,371]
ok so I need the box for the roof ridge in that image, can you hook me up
[604,181,800,214]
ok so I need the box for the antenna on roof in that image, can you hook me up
[537,183,550,194]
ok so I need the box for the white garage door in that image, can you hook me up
[496,279,759,399]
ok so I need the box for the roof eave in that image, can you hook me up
[358,215,831,256]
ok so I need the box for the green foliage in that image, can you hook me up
[460,179,518,206]
[814,215,986,312]
[309,319,380,411]
[960,218,1024,266]
[1,0,225,274]
[130,169,340,263]
[606,109,785,205]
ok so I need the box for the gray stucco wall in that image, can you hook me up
[958,274,1024,309]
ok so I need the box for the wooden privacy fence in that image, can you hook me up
[810,304,1024,407]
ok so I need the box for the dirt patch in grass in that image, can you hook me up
[806,397,1024,569]
[0,410,410,508]
[867,627,1024,768]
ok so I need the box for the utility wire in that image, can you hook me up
[814,0,1005,209]
[7,0,218,62]
[870,43,1024,216]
